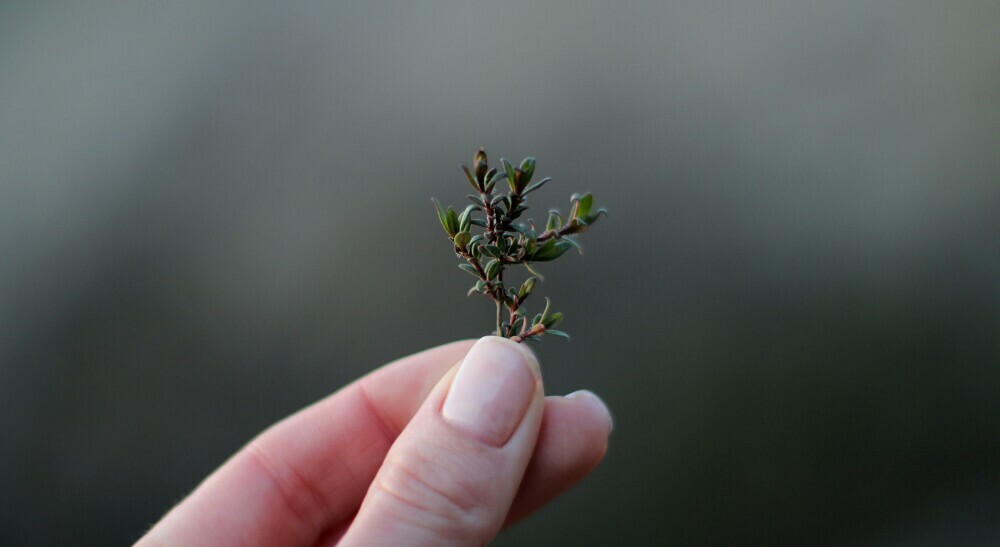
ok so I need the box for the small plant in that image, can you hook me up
[432,148,605,343]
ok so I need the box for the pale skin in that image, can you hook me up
[136,338,612,546]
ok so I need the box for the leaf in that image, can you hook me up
[543,311,563,328]
[468,195,486,207]
[446,206,460,235]
[461,164,481,192]
[571,192,593,219]
[485,170,505,194]
[538,297,552,324]
[582,207,608,226]
[522,177,550,196]
[474,148,488,181]
[458,263,479,277]
[518,276,537,299]
[453,231,471,250]
[501,158,517,193]
[544,329,571,341]
[484,258,501,280]
[562,235,584,254]
[531,240,572,261]
[546,210,562,232]
[519,157,536,183]
[467,279,487,296]
[523,262,546,281]
[481,244,502,258]
[432,198,455,236]
[458,204,477,232]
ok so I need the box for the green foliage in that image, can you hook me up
[432,148,605,342]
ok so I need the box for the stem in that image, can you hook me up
[511,323,545,343]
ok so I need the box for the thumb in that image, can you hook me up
[339,336,544,546]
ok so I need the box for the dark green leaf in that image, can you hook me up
[582,207,608,225]
[523,177,550,195]
[542,311,563,329]
[468,195,486,207]
[524,262,546,281]
[481,244,502,258]
[518,276,537,299]
[461,165,481,192]
[519,157,536,183]
[458,263,479,277]
[532,240,572,261]
[446,206,459,235]
[544,329,571,340]
[484,258,501,280]
[432,198,455,236]
[501,158,517,193]
[458,204,477,232]
[562,235,584,254]
[546,210,562,232]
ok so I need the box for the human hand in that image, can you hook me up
[136,337,612,546]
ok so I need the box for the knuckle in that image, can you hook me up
[372,443,497,542]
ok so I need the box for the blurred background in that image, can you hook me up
[2,1,998,545]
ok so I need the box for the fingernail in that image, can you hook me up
[567,389,614,433]
[442,336,539,446]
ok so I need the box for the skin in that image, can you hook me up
[136,339,612,546]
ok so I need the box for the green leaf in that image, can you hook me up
[432,198,455,236]
[481,244,502,258]
[531,240,572,261]
[461,165,481,192]
[485,170,504,194]
[484,258,501,280]
[544,329,571,341]
[446,206,460,235]
[468,279,487,296]
[581,207,608,225]
[518,276,537,300]
[546,210,562,232]
[453,231,471,250]
[538,297,552,324]
[542,311,563,329]
[562,235,584,254]
[519,157,536,183]
[523,262,546,281]
[468,195,486,207]
[458,204,477,232]
[458,263,479,277]
[501,158,517,193]
[571,192,593,219]
[522,177,550,196]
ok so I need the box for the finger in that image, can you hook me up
[339,337,545,546]
[135,340,475,547]
[504,390,612,526]
[314,391,612,546]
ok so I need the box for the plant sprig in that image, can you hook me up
[433,148,605,343]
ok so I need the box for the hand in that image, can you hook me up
[136,337,612,546]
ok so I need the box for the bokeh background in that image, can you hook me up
[2,1,999,545]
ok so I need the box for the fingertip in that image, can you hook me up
[565,389,613,435]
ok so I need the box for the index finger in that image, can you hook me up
[135,340,476,547]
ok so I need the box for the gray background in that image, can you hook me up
[2,1,999,545]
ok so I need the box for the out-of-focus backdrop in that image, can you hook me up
[2,1,998,545]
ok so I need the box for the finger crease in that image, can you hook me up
[246,441,331,536]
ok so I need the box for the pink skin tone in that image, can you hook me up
[136,338,611,547]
